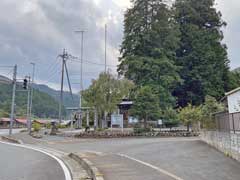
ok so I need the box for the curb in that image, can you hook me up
[0,136,22,144]
[69,153,104,180]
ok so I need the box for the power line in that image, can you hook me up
[68,56,117,67]
[0,65,14,68]
[42,56,61,75]
[44,69,61,84]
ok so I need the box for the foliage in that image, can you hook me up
[201,95,224,129]
[46,123,52,129]
[173,0,230,107]
[178,96,224,131]
[32,123,41,132]
[225,71,240,91]
[0,83,62,119]
[57,124,68,129]
[130,86,161,128]
[32,84,80,108]
[83,72,134,121]
[178,104,202,131]
[118,0,182,122]
[162,107,180,127]
[133,127,151,134]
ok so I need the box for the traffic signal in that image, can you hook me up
[23,79,28,89]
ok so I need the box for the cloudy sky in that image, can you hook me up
[0,0,239,92]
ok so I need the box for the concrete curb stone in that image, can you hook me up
[69,153,105,180]
[0,135,22,144]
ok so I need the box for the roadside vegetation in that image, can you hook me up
[83,0,240,131]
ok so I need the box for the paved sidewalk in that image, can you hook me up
[82,152,174,180]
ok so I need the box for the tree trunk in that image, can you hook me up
[187,123,190,132]
[144,115,148,129]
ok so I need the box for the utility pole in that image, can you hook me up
[9,65,17,135]
[75,30,85,128]
[105,24,107,73]
[59,49,67,123]
[29,62,35,132]
[26,76,31,133]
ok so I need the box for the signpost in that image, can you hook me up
[111,114,123,132]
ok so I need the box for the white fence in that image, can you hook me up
[201,131,240,162]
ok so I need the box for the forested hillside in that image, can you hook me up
[32,84,79,108]
[0,83,64,118]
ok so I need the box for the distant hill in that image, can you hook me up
[233,67,240,73]
[0,82,62,118]
[0,74,80,118]
[32,84,80,108]
[0,75,11,84]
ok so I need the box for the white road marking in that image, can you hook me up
[118,153,184,180]
[0,140,72,180]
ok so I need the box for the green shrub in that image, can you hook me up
[32,123,41,132]
[57,124,68,129]
[46,123,51,129]
[133,127,151,134]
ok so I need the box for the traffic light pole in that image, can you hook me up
[27,76,31,133]
[9,65,17,136]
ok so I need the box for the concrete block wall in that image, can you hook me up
[201,131,240,162]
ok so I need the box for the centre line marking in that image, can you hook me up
[118,153,184,180]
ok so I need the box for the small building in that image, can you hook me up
[15,118,27,127]
[217,87,240,133]
[117,99,133,127]
[225,87,240,114]
[0,118,10,128]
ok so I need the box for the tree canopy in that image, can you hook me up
[82,72,134,120]
[173,0,230,106]
[118,0,181,124]
[0,83,61,118]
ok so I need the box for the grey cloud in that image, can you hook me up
[0,0,124,91]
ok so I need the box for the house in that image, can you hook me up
[0,118,10,128]
[217,87,240,132]
[15,118,27,127]
[225,87,240,114]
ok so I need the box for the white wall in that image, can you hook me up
[227,90,240,113]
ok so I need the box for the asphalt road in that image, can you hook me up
[0,142,65,180]
[0,128,25,135]
[44,137,240,180]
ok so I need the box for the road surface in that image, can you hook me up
[0,142,65,180]
[0,128,25,135]
[43,137,240,180]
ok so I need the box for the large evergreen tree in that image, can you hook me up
[118,0,181,115]
[173,0,230,107]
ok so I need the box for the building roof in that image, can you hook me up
[34,119,51,124]
[0,118,10,122]
[15,119,27,125]
[221,87,240,102]
[225,87,240,96]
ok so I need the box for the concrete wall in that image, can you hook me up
[201,131,240,162]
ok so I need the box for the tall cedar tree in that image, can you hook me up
[173,0,230,107]
[118,0,181,112]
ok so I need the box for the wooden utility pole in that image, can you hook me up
[59,49,67,123]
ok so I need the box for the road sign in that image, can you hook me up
[111,114,123,132]
[158,120,163,125]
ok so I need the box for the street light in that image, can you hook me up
[75,30,85,128]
